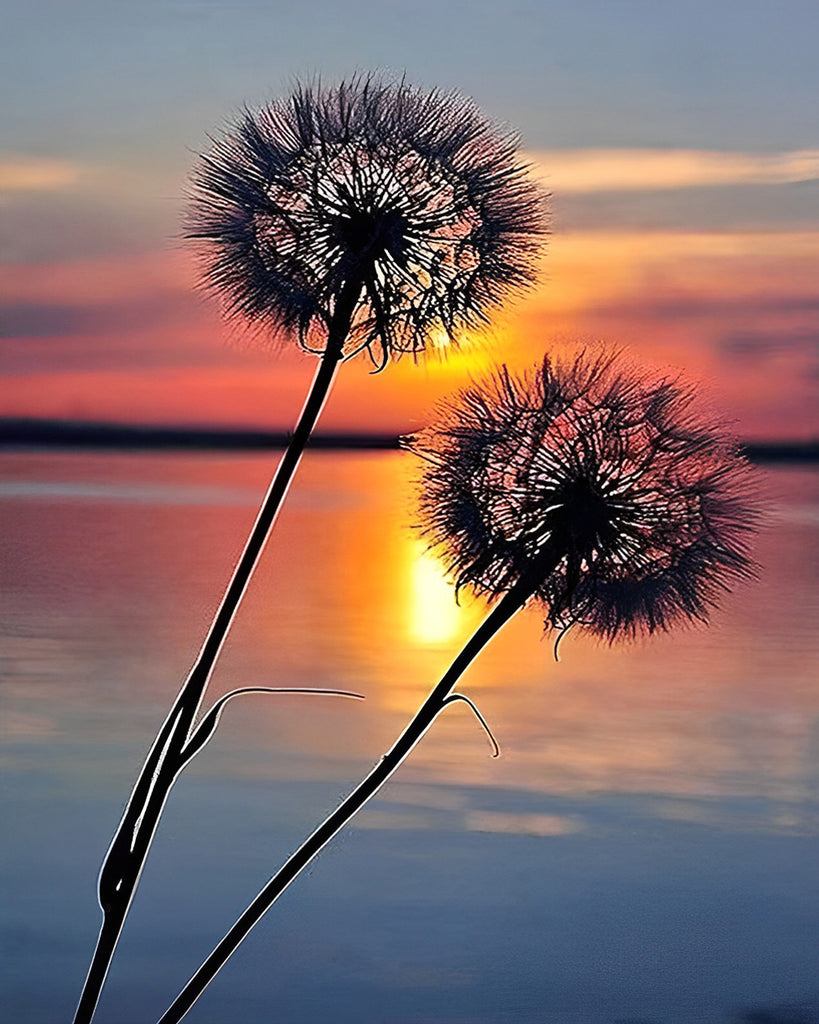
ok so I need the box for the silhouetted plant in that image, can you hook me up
[413,349,756,645]
[157,348,757,1022]
[189,74,546,367]
[73,74,546,1024]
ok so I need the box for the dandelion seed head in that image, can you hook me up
[187,74,548,367]
[407,350,758,641]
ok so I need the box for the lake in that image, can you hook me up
[1,450,817,1024]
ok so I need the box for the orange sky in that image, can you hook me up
[2,152,817,441]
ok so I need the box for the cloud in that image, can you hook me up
[530,148,819,193]
[464,811,584,837]
[593,291,819,322]
[0,156,85,192]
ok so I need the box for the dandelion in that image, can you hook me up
[156,349,757,1023]
[412,349,757,644]
[188,74,546,367]
[74,75,546,1024]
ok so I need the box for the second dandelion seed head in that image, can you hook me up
[407,350,758,642]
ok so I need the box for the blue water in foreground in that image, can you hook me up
[1,451,817,1024]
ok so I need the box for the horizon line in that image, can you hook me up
[1,417,816,464]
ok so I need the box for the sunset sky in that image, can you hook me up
[2,0,817,440]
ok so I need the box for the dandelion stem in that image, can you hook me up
[72,276,364,1024]
[156,549,560,1024]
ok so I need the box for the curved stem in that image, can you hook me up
[157,558,557,1024]
[73,279,362,1024]
[441,694,500,758]
[180,687,365,769]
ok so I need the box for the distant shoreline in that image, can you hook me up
[1,418,816,464]
[0,419,401,452]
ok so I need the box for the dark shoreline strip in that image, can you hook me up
[0,419,816,463]
[0,419,400,451]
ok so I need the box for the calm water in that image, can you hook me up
[1,451,817,1024]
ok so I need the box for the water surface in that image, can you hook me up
[2,451,817,1024]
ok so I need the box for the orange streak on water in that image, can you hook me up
[1,451,817,826]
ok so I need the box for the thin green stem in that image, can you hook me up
[72,279,362,1024]
[157,553,559,1024]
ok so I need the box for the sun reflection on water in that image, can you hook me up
[1,452,817,817]
[407,545,460,647]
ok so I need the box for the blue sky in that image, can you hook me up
[5,0,818,157]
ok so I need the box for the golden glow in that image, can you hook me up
[407,544,460,646]
[427,325,453,354]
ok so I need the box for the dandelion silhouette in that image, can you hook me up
[414,349,757,647]
[189,74,546,367]
[157,348,757,1023]
[73,74,546,1024]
